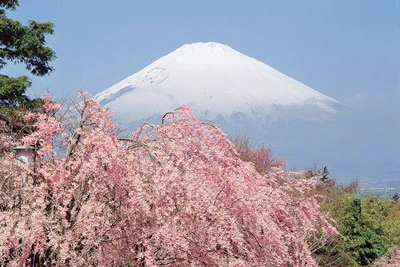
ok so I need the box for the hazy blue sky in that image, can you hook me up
[4,0,399,102]
[3,0,400,186]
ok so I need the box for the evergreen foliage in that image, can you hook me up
[316,184,400,266]
[0,0,55,137]
[0,0,55,77]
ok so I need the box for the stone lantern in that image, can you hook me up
[12,145,36,164]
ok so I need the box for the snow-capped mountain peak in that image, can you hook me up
[95,42,337,124]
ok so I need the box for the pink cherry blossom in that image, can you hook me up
[0,94,338,266]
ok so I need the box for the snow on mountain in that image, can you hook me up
[94,42,400,190]
[95,42,338,125]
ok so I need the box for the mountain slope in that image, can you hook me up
[95,42,337,124]
[94,42,400,190]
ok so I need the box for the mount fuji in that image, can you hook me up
[94,42,400,191]
[95,42,338,126]
[95,42,347,178]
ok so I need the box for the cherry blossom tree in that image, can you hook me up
[372,246,400,267]
[0,93,337,266]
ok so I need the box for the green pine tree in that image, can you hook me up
[0,0,55,137]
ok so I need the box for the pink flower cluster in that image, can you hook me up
[0,94,338,266]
